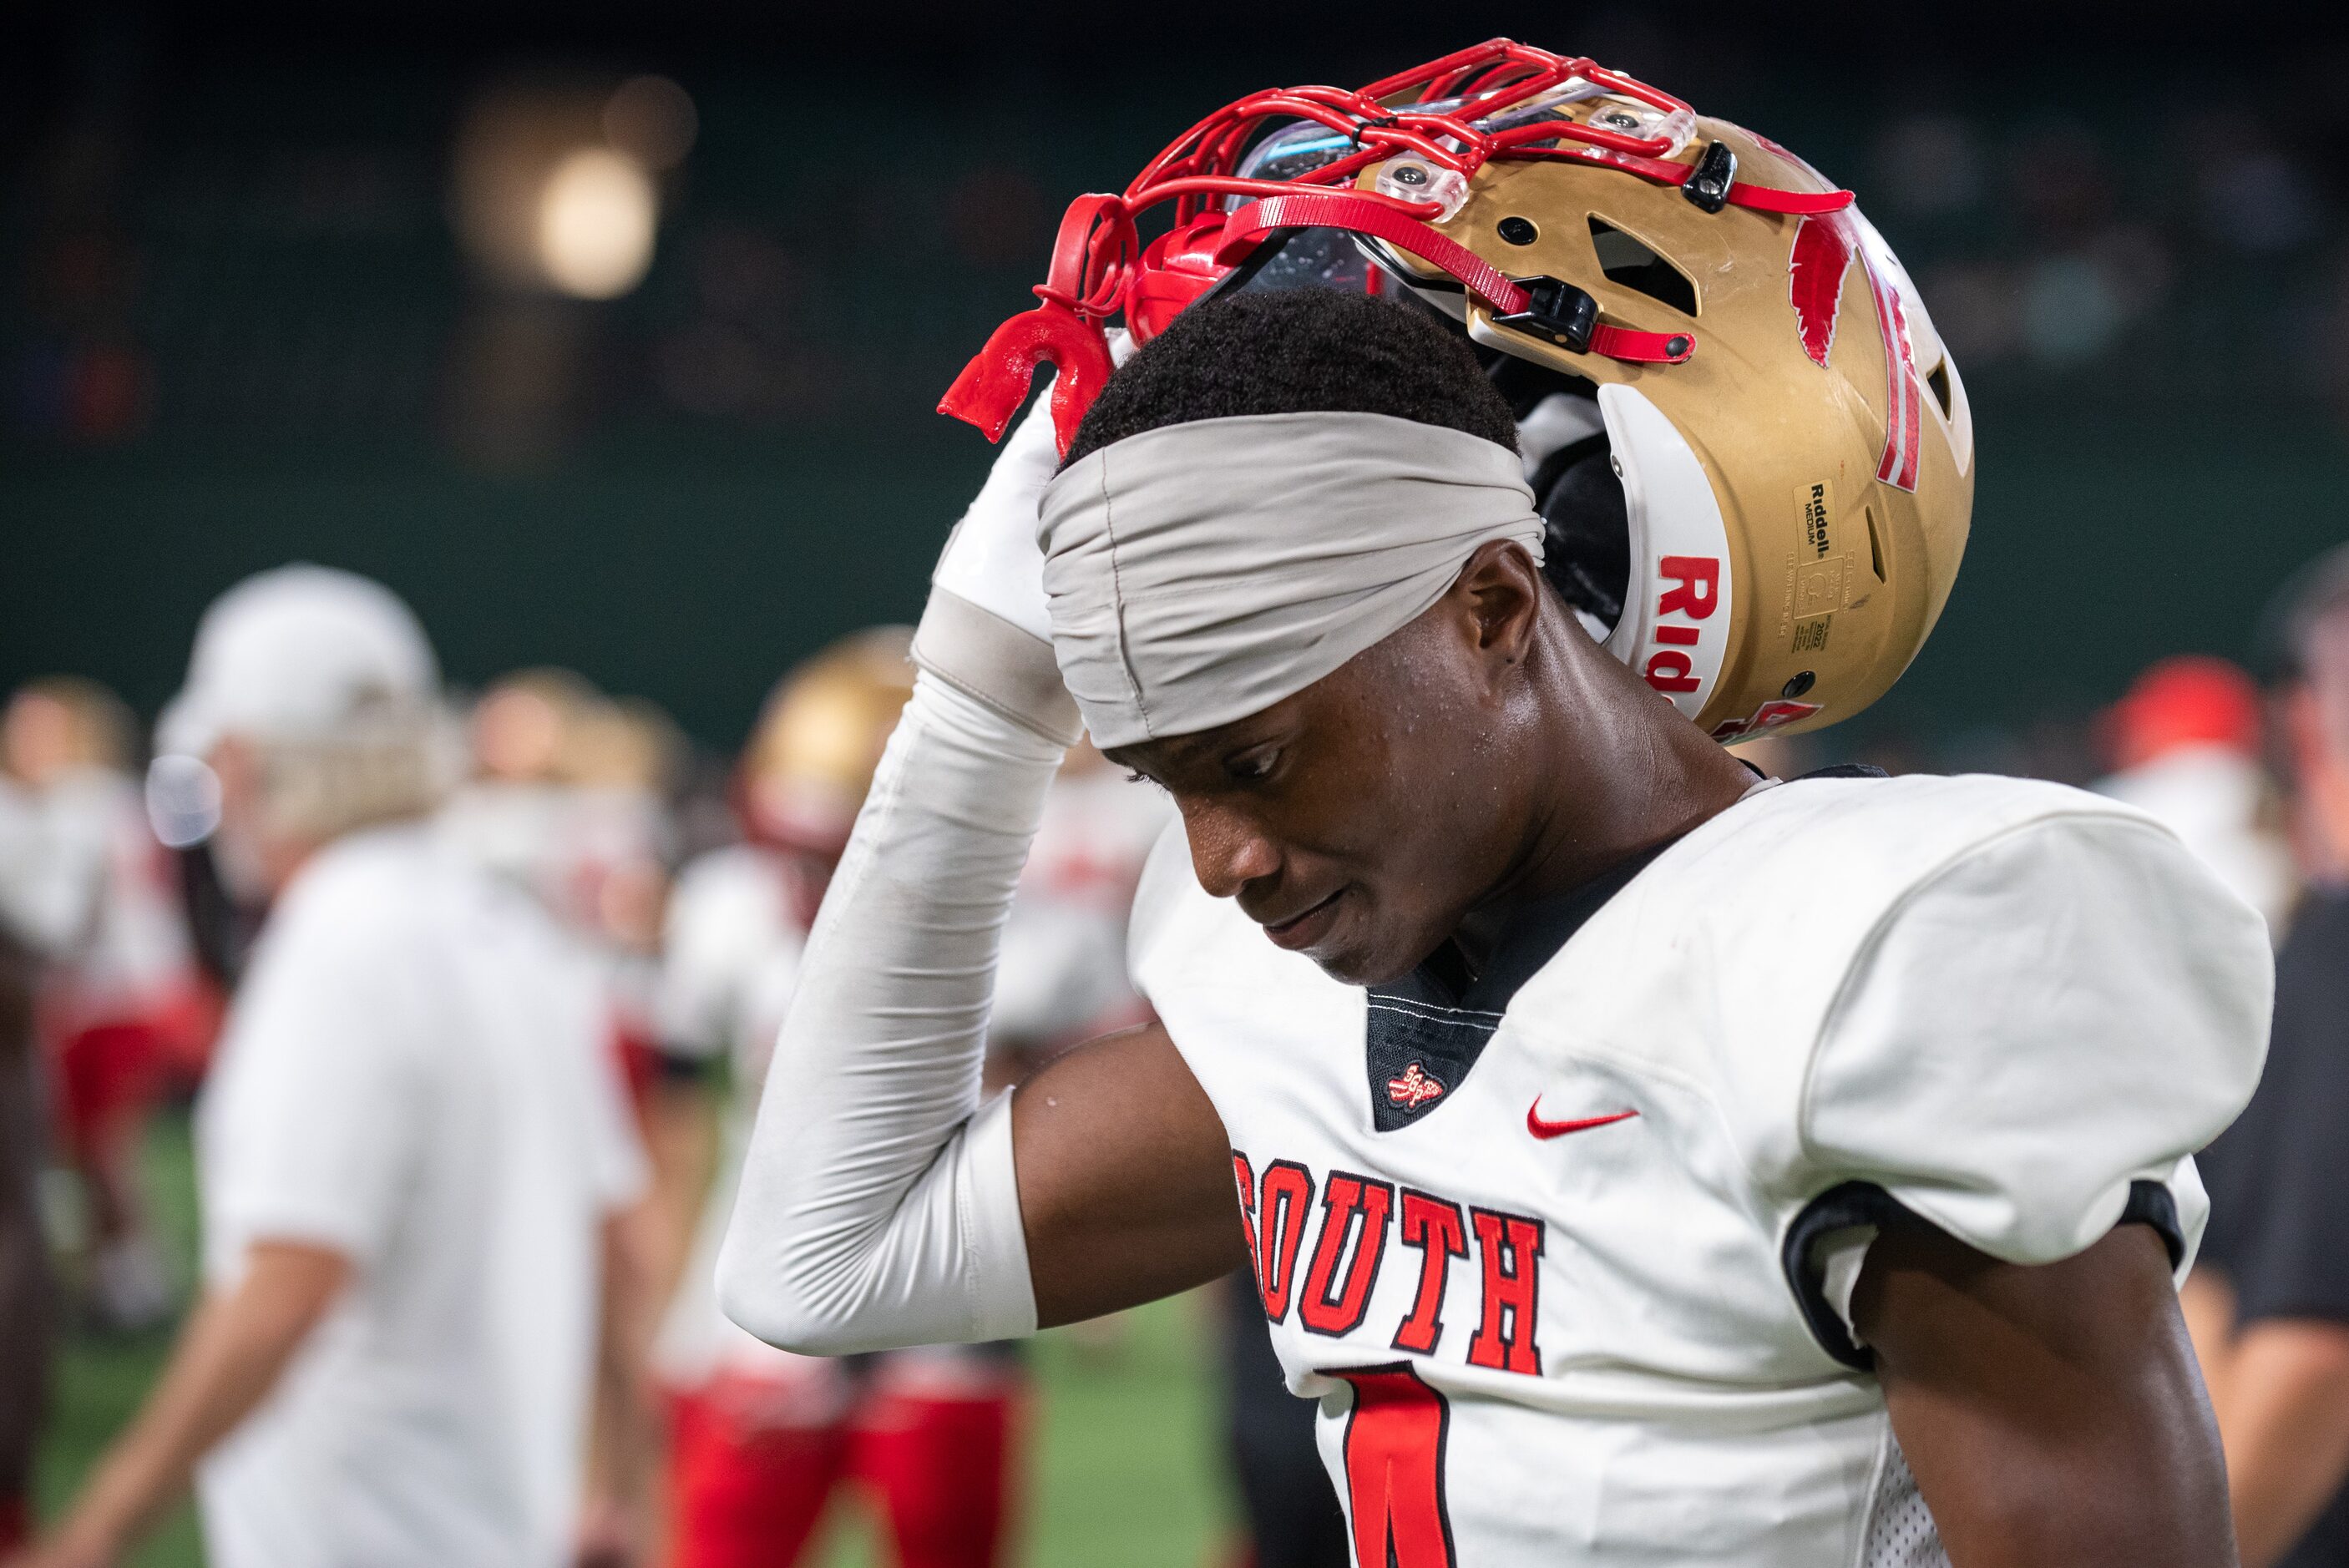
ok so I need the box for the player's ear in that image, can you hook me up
[1455,539,1545,675]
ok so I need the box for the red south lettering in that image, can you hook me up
[1466,1207,1546,1376]
[1233,1152,1260,1267]
[1299,1172,1395,1338]
[1253,1161,1315,1323]
[1391,1191,1470,1355]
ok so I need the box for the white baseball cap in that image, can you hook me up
[148,566,443,848]
[156,564,441,761]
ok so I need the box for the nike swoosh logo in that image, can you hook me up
[1526,1101,1640,1140]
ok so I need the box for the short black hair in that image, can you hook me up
[1065,289,1519,465]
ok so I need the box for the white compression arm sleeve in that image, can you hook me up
[716,672,1060,1355]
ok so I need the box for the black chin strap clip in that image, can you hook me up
[1682,140,1737,214]
[1493,277,1599,353]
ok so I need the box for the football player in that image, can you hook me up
[443,669,681,1103]
[2093,656,2296,937]
[3,678,210,1332]
[655,630,1021,1568]
[717,43,2272,1566]
[0,826,55,1555]
[2187,553,2349,1568]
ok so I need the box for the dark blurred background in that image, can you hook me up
[5,0,2346,765]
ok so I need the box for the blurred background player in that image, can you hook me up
[2190,548,2349,1568]
[653,630,1167,1567]
[2094,655,2297,937]
[0,812,58,1553]
[3,679,208,1333]
[655,627,1025,1568]
[443,668,682,1105]
[18,565,655,1568]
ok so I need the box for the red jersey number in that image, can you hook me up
[1331,1363,1455,1568]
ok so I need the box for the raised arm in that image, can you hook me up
[1011,1023,1248,1325]
[26,1242,350,1568]
[716,392,1240,1357]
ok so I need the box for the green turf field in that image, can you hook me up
[34,1112,1238,1567]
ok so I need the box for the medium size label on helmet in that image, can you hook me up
[1800,480,1834,559]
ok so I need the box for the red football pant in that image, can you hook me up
[667,1387,1020,1568]
[53,1020,166,1161]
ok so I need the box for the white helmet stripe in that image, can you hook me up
[1599,385,1734,720]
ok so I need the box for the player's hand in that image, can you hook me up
[928,375,1066,650]
[914,334,1131,743]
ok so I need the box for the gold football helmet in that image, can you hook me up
[944,39,1972,740]
[742,627,917,853]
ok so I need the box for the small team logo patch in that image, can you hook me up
[1386,1061,1446,1110]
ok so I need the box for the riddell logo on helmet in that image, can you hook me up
[1802,483,1833,559]
[1643,556,1719,697]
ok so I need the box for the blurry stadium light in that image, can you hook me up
[536,148,656,300]
[453,78,685,301]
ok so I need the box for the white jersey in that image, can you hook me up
[1131,772,2271,1568]
[195,825,647,1568]
[0,768,194,1025]
[38,767,199,1038]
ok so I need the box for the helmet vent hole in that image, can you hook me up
[1587,218,1698,316]
[1926,358,1954,421]
[1864,505,1887,584]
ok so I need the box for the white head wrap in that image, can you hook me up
[1037,411,1544,748]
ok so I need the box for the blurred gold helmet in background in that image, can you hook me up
[742,626,916,854]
